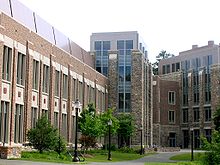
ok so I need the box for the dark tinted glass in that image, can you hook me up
[117,40,124,50]
[103,41,110,50]
[95,41,101,50]
[126,40,133,49]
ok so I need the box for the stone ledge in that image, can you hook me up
[0,146,21,159]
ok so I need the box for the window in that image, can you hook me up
[168,91,175,104]
[119,66,124,82]
[42,65,49,93]
[2,46,12,81]
[72,78,76,101]
[95,41,101,50]
[79,82,83,103]
[193,108,200,122]
[54,112,59,128]
[176,63,180,71]
[14,104,24,143]
[125,66,131,81]
[125,40,133,49]
[0,101,9,143]
[205,107,211,122]
[162,65,166,74]
[117,40,124,50]
[32,60,39,90]
[17,52,26,85]
[182,109,188,123]
[62,114,67,140]
[168,111,175,123]
[31,107,38,128]
[118,93,124,111]
[55,71,60,97]
[205,129,212,143]
[166,64,170,73]
[125,93,131,111]
[169,133,176,147]
[194,130,200,148]
[42,109,48,119]
[62,74,68,99]
[172,63,175,72]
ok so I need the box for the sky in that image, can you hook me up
[19,0,220,62]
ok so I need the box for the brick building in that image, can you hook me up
[0,0,153,157]
[155,41,220,148]
[0,0,108,157]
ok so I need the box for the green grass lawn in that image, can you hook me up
[20,150,150,163]
[170,152,204,161]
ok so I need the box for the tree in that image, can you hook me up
[152,50,174,75]
[117,113,135,147]
[100,108,119,135]
[202,107,220,165]
[27,116,64,153]
[78,103,103,149]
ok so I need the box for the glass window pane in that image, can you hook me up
[103,41,110,50]
[95,41,101,50]
[126,40,133,49]
[119,66,124,82]
[117,40,124,50]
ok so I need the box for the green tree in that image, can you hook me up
[27,116,64,153]
[100,108,119,135]
[78,103,103,149]
[202,107,220,165]
[152,50,174,75]
[117,113,135,147]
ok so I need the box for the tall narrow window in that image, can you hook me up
[168,111,175,123]
[54,112,59,128]
[168,91,175,105]
[42,109,48,119]
[55,71,60,97]
[14,104,24,143]
[205,107,211,122]
[193,108,200,122]
[32,60,39,90]
[2,46,12,81]
[62,114,67,140]
[17,52,26,85]
[182,108,188,123]
[72,78,76,101]
[42,65,49,93]
[0,101,9,143]
[79,82,83,103]
[62,74,68,99]
[31,107,38,128]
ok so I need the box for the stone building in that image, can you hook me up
[0,0,108,158]
[156,41,220,148]
[90,32,153,147]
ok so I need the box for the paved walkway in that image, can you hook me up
[0,150,195,165]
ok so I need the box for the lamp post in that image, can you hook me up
[72,99,81,162]
[107,119,112,161]
[190,128,194,161]
[140,127,143,155]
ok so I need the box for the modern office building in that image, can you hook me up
[155,41,220,148]
[0,0,108,158]
[90,32,153,147]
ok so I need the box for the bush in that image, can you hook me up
[27,116,66,154]
[118,147,135,153]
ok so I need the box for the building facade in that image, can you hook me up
[156,41,220,148]
[0,0,108,154]
[90,32,153,147]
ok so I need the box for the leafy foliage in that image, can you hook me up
[100,108,119,135]
[27,116,66,154]
[201,107,220,165]
[117,113,135,147]
[152,50,174,75]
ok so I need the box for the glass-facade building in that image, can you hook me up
[90,31,148,113]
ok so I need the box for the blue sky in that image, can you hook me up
[19,0,220,62]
